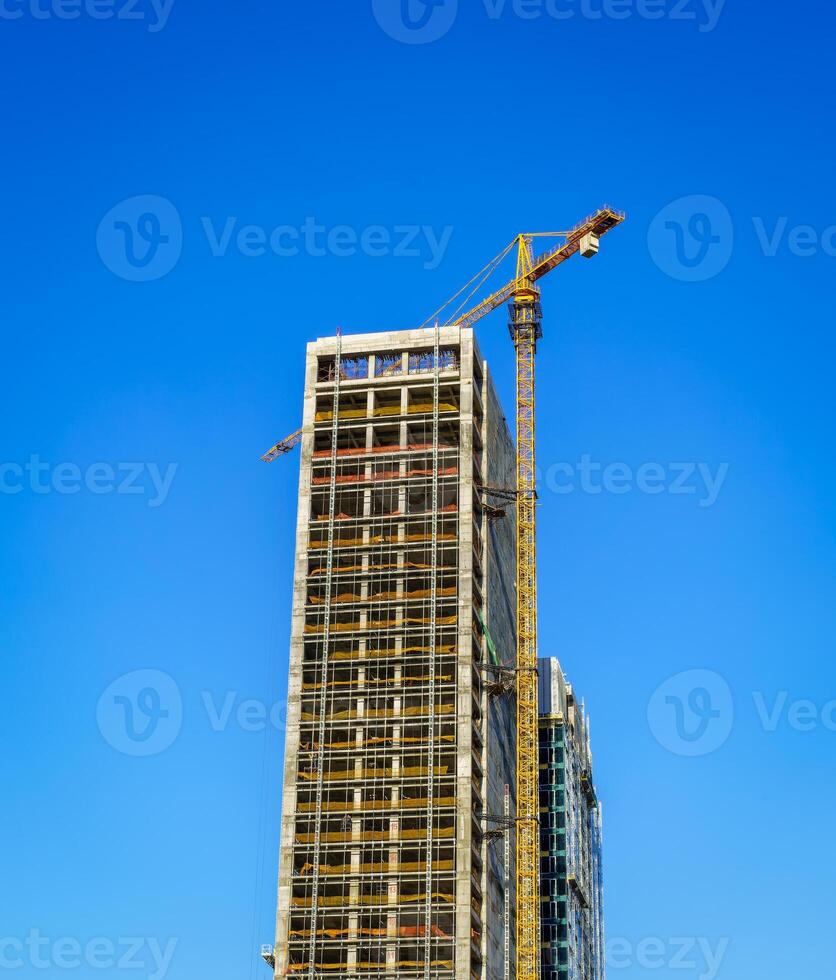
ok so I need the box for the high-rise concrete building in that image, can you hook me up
[270,326,518,980]
[538,658,604,980]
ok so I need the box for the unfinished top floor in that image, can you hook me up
[304,326,483,390]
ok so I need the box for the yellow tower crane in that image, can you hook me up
[426,205,624,980]
[263,204,625,980]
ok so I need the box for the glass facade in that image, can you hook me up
[538,659,604,980]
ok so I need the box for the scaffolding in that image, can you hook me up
[283,337,490,980]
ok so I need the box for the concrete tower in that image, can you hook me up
[269,326,518,980]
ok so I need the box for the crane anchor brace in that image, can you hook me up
[262,428,303,463]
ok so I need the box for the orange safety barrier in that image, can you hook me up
[313,443,455,460]
[310,532,457,549]
[400,925,452,938]
[297,764,449,783]
[330,644,455,660]
[296,796,456,813]
[314,505,458,521]
[304,614,457,635]
[294,826,455,844]
[400,892,456,904]
[311,535,382,548]
[301,675,453,692]
[412,467,458,477]
[290,892,455,908]
[402,531,457,542]
[300,704,455,722]
[314,470,398,484]
[308,586,457,606]
[314,403,458,423]
[311,560,455,576]
[284,961,454,975]
[300,733,455,750]
[288,925,452,939]
[298,858,454,877]
[312,465,457,486]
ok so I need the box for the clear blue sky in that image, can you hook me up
[2,2,835,979]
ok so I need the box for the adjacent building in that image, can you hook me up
[538,658,605,980]
[271,326,518,980]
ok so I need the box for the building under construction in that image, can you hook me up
[264,207,623,980]
[271,326,519,980]
[538,658,604,980]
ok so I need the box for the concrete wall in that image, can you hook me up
[480,355,518,980]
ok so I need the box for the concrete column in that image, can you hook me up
[273,341,320,979]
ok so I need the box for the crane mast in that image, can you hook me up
[509,237,543,980]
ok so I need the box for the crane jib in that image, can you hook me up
[530,207,625,282]
[451,207,625,331]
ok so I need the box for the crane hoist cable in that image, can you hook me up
[418,238,517,330]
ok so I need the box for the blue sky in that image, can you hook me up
[1,1,835,979]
